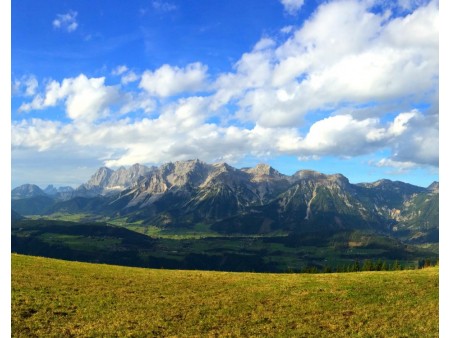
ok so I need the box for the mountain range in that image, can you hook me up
[11,159,438,243]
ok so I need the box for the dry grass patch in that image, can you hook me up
[12,254,438,337]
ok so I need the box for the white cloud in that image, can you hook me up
[211,0,438,129]
[253,38,276,51]
[112,65,128,76]
[18,95,45,112]
[19,74,121,122]
[13,75,39,98]
[237,86,303,127]
[139,63,208,97]
[119,92,155,115]
[387,111,438,167]
[387,112,417,136]
[375,158,418,171]
[53,11,78,33]
[280,25,294,34]
[152,1,177,12]
[291,109,438,168]
[12,119,71,151]
[12,0,438,177]
[296,115,386,156]
[13,96,298,169]
[280,0,305,15]
[397,0,430,11]
[121,71,139,85]
[11,105,437,175]
[112,65,139,85]
[211,46,274,110]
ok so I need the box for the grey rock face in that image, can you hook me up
[14,159,438,240]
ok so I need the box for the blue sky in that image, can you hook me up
[11,0,439,188]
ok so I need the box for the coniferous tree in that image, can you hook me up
[353,260,360,272]
[347,263,354,272]
[375,259,383,271]
[418,259,425,269]
[392,260,401,270]
[362,259,373,271]
[323,266,332,273]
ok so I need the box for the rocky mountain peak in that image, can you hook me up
[293,170,327,181]
[371,179,392,187]
[12,159,438,241]
[212,162,234,171]
[106,164,152,190]
[246,163,279,176]
[11,184,46,200]
[130,163,152,174]
[44,185,74,195]
[86,167,114,188]
[44,184,57,195]
[161,159,210,186]
[173,159,206,173]
[428,181,439,193]
[328,173,350,186]
[132,159,211,194]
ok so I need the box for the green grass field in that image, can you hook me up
[12,254,438,337]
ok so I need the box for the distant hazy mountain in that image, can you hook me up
[11,159,438,242]
[44,185,74,195]
[11,184,46,200]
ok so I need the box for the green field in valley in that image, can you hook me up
[12,254,438,337]
[12,218,438,273]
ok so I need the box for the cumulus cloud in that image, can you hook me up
[112,65,128,76]
[53,10,78,32]
[19,74,121,122]
[121,71,139,85]
[119,92,155,115]
[211,45,274,110]
[13,75,38,97]
[139,63,208,97]
[292,109,438,168]
[13,95,299,168]
[112,65,139,85]
[296,115,386,156]
[280,0,305,15]
[387,111,438,167]
[12,0,438,177]
[211,0,438,128]
[375,158,418,172]
[12,102,435,174]
[280,26,294,34]
[397,0,430,11]
[12,119,71,151]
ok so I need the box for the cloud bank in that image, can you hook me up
[13,0,439,177]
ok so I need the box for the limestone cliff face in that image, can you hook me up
[13,159,438,239]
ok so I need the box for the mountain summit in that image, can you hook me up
[11,159,438,243]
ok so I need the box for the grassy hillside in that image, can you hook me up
[12,254,438,337]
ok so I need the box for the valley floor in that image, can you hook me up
[12,254,438,337]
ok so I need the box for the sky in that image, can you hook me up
[11,0,439,188]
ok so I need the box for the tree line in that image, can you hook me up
[299,258,438,274]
